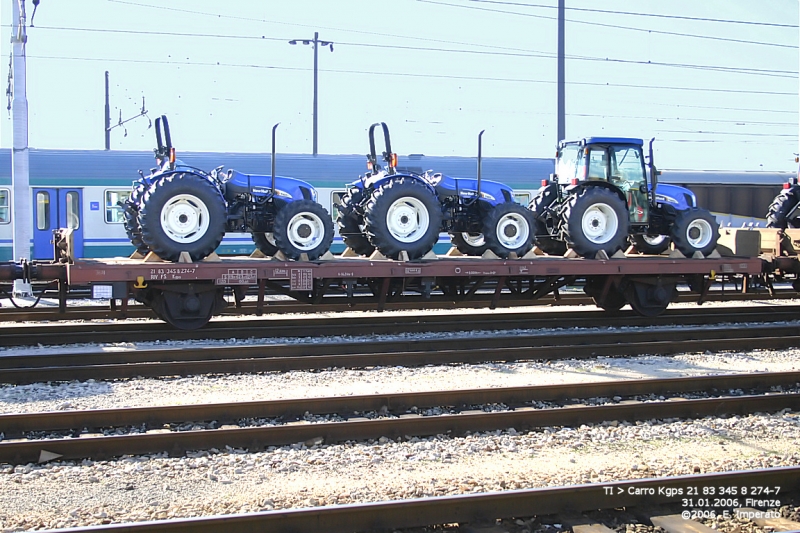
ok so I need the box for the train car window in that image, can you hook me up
[66,191,80,230]
[0,189,9,224]
[331,191,347,222]
[36,191,50,230]
[513,192,530,206]
[105,190,131,223]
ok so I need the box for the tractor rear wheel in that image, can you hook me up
[482,202,534,258]
[766,189,800,229]
[336,190,374,256]
[139,173,227,262]
[669,208,719,257]
[562,187,630,257]
[273,199,335,260]
[365,178,442,260]
[122,184,149,255]
[529,193,567,256]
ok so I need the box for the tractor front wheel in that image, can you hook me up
[482,202,534,258]
[631,234,670,255]
[669,208,719,257]
[450,233,488,256]
[273,200,335,260]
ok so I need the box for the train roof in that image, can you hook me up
[658,170,793,186]
[0,149,554,188]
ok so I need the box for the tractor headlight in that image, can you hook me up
[274,189,293,199]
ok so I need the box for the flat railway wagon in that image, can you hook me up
[0,149,790,261]
[0,226,776,329]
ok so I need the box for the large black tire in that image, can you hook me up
[139,173,227,262]
[529,193,567,256]
[631,234,670,255]
[122,184,149,255]
[766,189,800,229]
[273,199,335,260]
[669,208,719,257]
[482,202,535,258]
[336,190,374,256]
[561,187,630,257]
[450,232,488,256]
[583,276,627,312]
[364,178,443,260]
[252,232,278,256]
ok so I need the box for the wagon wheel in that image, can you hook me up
[624,279,676,317]
[583,276,626,312]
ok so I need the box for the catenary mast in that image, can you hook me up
[10,0,32,297]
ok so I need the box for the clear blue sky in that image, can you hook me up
[1,0,798,171]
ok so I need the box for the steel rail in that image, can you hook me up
[3,324,800,384]
[0,303,799,348]
[13,468,800,533]
[3,371,798,436]
[1,390,797,465]
[0,288,788,323]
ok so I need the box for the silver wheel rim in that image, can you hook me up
[160,193,210,244]
[495,213,530,249]
[287,212,326,251]
[386,196,430,243]
[581,203,618,245]
[643,234,667,246]
[462,233,485,247]
[686,218,714,249]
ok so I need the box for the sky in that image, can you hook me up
[1,0,798,172]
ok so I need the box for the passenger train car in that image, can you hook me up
[0,148,792,261]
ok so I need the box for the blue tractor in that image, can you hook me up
[125,116,334,262]
[530,137,719,258]
[336,122,535,260]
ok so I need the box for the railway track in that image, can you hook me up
[6,467,800,533]
[1,371,797,465]
[1,302,800,347]
[3,322,800,384]
[0,286,790,324]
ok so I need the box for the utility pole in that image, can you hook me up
[104,71,110,150]
[10,0,32,297]
[289,32,334,156]
[104,71,149,150]
[557,0,565,144]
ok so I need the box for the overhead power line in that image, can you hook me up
[24,25,800,79]
[417,0,797,49]
[27,54,797,97]
[466,0,798,28]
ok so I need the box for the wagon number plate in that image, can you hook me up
[217,268,257,285]
[290,268,313,291]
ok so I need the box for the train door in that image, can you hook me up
[32,188,84,259]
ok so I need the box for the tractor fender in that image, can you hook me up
[565,181,627,205]
[157,169,226,204]
[366,173,436,196]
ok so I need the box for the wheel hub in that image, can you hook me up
[160,194,210,244]
[686,219,713,248]
[496,213,529,249]
[386,196,430,243]
[581,204,618,245]
[287,212,325,251]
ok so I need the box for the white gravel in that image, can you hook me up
[1,300,799,531]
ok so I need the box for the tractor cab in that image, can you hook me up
[555,137,653,227]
